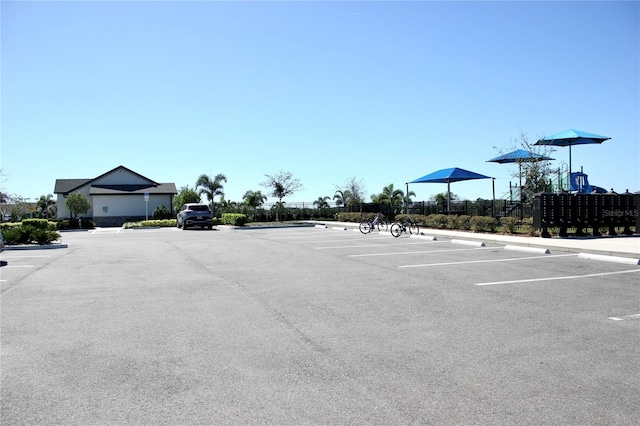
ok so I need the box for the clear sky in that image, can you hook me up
[2,1,638,206]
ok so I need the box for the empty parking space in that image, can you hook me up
[167,225,640,297]
[0,252,63,293]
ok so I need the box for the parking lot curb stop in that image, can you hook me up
[451,239,486,247]
[504,245,551,254]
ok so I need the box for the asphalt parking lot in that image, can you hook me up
[2,226,639,425]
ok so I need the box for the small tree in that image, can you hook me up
[65,192,91,218]
[173,185,201,212]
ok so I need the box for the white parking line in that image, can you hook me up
[399,253,576,269]
[349,247,486,257]
[476,268,640,286]
[316,242,439,250]
[0,255,51,259]
[608,313,640,321]
[2,265,36,268]
[294,237,391,245]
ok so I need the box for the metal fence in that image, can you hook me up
[227,199,533,221]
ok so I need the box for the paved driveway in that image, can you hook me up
[2,226,639,425]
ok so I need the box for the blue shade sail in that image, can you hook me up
[487,149,554,164]
[409,167,491,184]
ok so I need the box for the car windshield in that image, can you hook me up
[189,205,209,211]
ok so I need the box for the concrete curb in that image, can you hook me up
[4,243,68,251]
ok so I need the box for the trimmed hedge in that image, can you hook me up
[123,219,179,229]
[470,216,498,232]
[221,213,248,226]
[336,213,503,233]
[500,216,520,234]
[22,219,57,231]
[55,218,95,230]
[336,212,389,223]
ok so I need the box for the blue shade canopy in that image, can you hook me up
[409,167,491,184]
[487,149,554,164]
[533,129,610,173]
[534,129,610,147]
[408,167,492,214]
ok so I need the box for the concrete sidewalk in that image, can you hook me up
[315,221,640,261]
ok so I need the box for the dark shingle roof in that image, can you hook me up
[53,166,176,195]
[89,183,177,195]
[54,179,92,194]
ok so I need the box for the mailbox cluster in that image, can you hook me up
[533,193,638,238]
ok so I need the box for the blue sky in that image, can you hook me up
[2,1,638,205]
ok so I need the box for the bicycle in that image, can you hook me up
[359,213,388,234]
[390,215,419,238]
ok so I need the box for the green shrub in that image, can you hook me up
[123,219,179,228]
[393,214,427,226]
[152,204,173,220]
[21,219,52,230]
[2,227,22,245]
[500,216,520,234]
[18,225,36,244]
[456,215,472,230]
[56,220,70,230]
[336,212,367,222]
[522,218,537,236]
[1,221,61,245]
[221,213,248,226]
[446,215,460,230]
[32,229,61,245]
[58,218,95,229]
[0,222,22,231]
[470,216,498,232]
[424,214,448,229]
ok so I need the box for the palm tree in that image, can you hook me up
[313,196,330,210]
[243,190,267,209]
[371,184,415,216]
[196,173,227,215]
[36,194,56,218]
[333,190,353,211]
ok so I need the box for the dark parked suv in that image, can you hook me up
[176,203,214,230]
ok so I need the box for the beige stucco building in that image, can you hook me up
[54,166,177,226]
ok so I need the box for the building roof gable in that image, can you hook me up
[54,166,172,195]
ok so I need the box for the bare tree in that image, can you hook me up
[494,131,555,202]
[261,170,303,204]
[334,177,366,210]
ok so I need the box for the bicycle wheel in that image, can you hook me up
[408,222,419,235]
[377,220,388,232]
[390,223,402,238]
[359,222,372,234]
